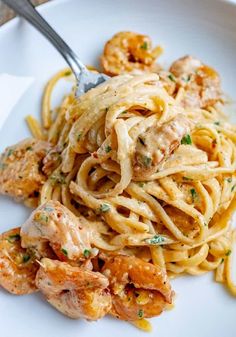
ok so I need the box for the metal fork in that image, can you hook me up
[2,0,109,97]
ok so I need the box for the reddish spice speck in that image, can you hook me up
[212,139,217,149]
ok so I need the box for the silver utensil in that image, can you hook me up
[2,0,109,97]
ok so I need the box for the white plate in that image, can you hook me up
[0,0,236,336]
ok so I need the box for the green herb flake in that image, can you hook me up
[7,234,21,243]
[138,309,144,318]
[61,248,68,256]
[231,185,236,192]
[214,121,220,126]
[105,145,112,153]
[99,203,110,213]
[40,214,49,223]
[121,110,127,114]
[140,42,148,50]
[183,74,191,82]
[168,73,176,82]
[138,182,145,188]
[77,133,82,141]
[7,149,14,157]
[220,258,224,264]
[145,235,165,245]
[226,250,232,256]
[227,178,232,183]
[190,188,198,201]
[181,134,192,145]
[138,137,145,146]
[44,207,54,212]
[143,156,152,167]
[50,173,66,185]
[64,71,72,76]
[26,146,33,151]
[83,249,91,258]
[22,254,31,263]
[183,176,193,181]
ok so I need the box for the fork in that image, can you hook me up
[2,0,109,97]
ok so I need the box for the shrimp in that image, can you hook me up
[101,255,173,321]
[169,55,222,108]
[36,258,112,320]
[0,227,38,295]
[0,138,51,201]
[101,31,162,76]
[20,200,94,262]
[133,114,192,179]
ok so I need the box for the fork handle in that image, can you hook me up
[2,0,87,80]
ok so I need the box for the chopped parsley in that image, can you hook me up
[7,234,21,243]
[7,149,14,157]
[50,173,66,185]
[83,249,91,258]
[168,73,176,82]
[181,134,192,145]
[61,248,68,256]
[140,42,148,50]
[227,177,232,183]
[77,133,82,141]
[99,203,110,213]
[138,137,145,146]
[142,156,152,167]
[231,185,236,192]
[121,110,127,114]
[220,258,224,264]
[138,309,144,318]
[190,188,198,201]
[183,176,193,181]
[105,145,112,153]
[64,70,72,76]
[44,206,54,212]
[225,250,231,256]
[22,254,31,263]
[214,121,220,126]
[26,146,33,151]
[40,214,49,222]
[183,74,191,82]
[138,182,145,188]
[145,235,165,245]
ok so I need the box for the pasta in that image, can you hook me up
[0,31,236,331]
[37,67,236,292]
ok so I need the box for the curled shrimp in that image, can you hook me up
[101,31,162,76]
[101,255,173,321]
[20,200,94,262]
[0,227,38,295]
[133,114,192,179]
[169,55,222,108]
[36,258,112,320]
[0,138,51,202]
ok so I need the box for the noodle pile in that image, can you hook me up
[27,68,236,299]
